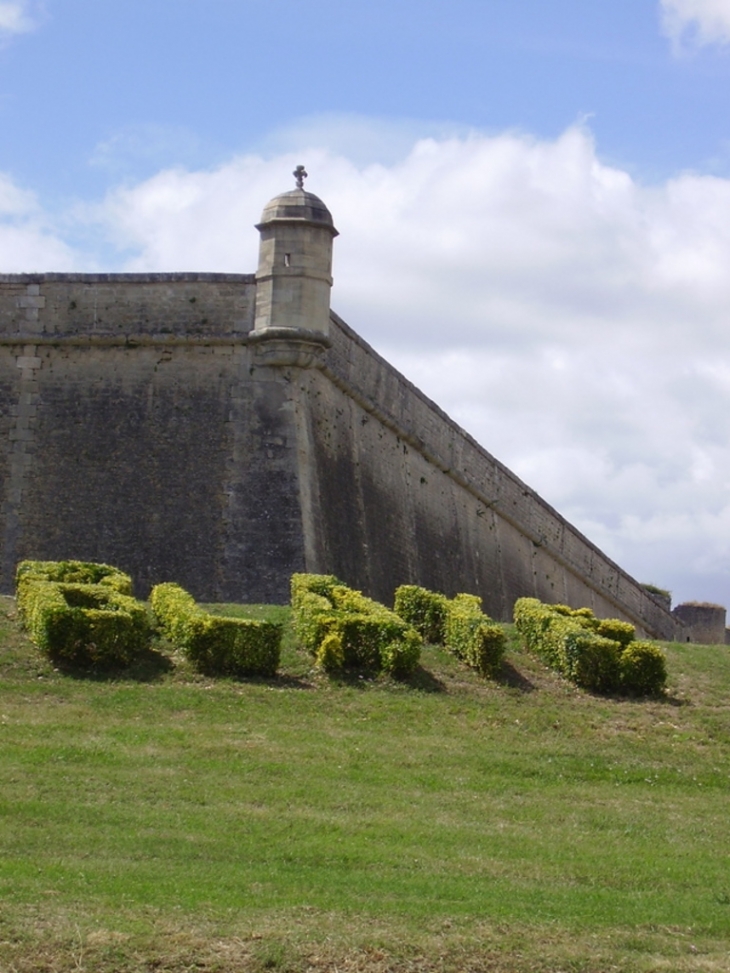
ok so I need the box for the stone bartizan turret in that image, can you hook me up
[250,165,339,367]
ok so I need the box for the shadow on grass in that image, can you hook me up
[496,660,537,693]
[222,671,315,690]
[57,644,175,683]
[402,664,448,693]
[324,664,448,693]
[618,689,691,707]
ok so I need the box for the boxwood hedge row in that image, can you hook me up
[514,597,667,696]
[394,583,506,678]
[15,560,148,668]
[150,582,281,677]
[291,573,421,676]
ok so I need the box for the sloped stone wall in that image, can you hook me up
[0,273,679,638]
[294,313,677,639]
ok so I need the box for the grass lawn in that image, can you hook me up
[1,595,730,971]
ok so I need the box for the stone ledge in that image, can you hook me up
[0,334,251,347]
[0,272,257,283]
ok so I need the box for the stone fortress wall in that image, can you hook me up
[0,179,690,640]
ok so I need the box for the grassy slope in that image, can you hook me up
[1,596,729,972]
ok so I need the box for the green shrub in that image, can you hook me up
[596,618,635,647]
[15,559,132,597]
[290,591,335,654]
[380,629,423,676]
[18,579,150,668]
[562,630,622,694]
[291,573,340,607]
[552,604,575,617]
[514,596,664,696]
[394,584,449,644]
[151,583,281,677]
[290,574,421,676]
[572,606,597,622]
[316,632,344,671]
[620,641,667,696]
[394,584,505,679]
[444,593,505,678]
[513,597,577,671]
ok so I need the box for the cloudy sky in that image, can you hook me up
[1,0,730,607]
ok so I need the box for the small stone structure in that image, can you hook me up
[672,603,727,645]
[0,174,686,639]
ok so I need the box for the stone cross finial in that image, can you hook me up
[293,165,308,190]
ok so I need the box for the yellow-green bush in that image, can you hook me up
[291,573,340,605]
[514,597,666,696]
[444,593,505,678]
[596,618,635,647]
[393,584,505,679]
[290,574,421,676]
[562,630,622,694]
[17,579,150,668]
[316,632,344,671]
[151,582,281,677]
[16,559,132,597]
[512,597,576,671]
[291,590,335,654]
[620,641,667,696]
[394,584,449,644]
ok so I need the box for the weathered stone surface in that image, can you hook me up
[672,603,726,645]
[0,258,679,637]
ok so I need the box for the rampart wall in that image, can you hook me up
[294,314,677,639]
[0,273,679,639]
[0,274,304,602]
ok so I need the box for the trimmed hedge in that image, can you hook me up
[394,584,505,678]
[562,630,622,695]
[17,579,150,668]
[291,574,421,676]
[596,618,636,647]
[394,584,449,645]
[150,583,281,677]
[443,593,505,678]
[16,559,132,596]
[620,641,668,696]
[513,597,666,696]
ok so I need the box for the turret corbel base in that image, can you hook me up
[248,327,332,368]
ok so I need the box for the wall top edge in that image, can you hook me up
[0,272,257,284]
[327,309,676,628]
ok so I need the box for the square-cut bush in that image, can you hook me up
[394,584,505,679]
[562,630,622,694]
[16,559,133,596]
[444,593,505,678]
[514,596,666,697]
[513,597,577,671]
[620,641,667,696]
[596,618,636,647]
[290,574,421,676]
[150,583,281,677]
[394,584,449,645]
[18,580,150,668]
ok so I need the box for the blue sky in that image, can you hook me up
[3,0,730,199]
[2,0,730,608]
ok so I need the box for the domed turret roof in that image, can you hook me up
[257,188,338,235]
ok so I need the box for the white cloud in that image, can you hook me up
[47,124,730,605]
[660,0,730,48]
[0,1,39,37]
[0,172,80,269]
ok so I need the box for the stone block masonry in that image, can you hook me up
[0,183,682,639]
